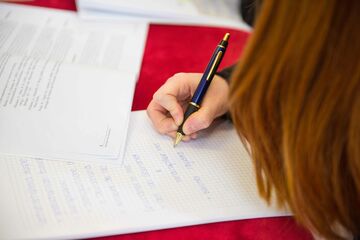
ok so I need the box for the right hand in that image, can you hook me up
[146,72,229,141]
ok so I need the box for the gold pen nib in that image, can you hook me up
[173,132,183,147]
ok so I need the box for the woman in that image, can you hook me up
[147,0,360,239]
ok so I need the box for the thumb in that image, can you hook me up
[182,108,214,135]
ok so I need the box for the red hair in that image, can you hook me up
[230,0,360,238]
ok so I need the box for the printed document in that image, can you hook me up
[0,3,148,162]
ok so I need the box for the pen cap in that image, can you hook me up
[219,33,230,47]
[190,33,229,105]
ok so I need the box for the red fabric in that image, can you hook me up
[13,0,77,11]
[12,1,314,239]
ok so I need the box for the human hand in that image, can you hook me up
[147,72,229,141]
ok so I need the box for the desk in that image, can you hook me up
[13,1,313,239]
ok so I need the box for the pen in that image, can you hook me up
[174,33,230,147]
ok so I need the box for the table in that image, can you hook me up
[12,1,313,239]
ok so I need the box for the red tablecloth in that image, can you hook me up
[13,1,313,239]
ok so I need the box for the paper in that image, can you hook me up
[76,0,251,30]
[0,3,148,162]
[0,3,148,74]
[0,110,289,239]
[78,0,238,18]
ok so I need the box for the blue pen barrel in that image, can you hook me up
[191,45,226,105]
[174,33,229,144]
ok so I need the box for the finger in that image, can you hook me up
[153,91,184,126]
[182,107,215,135]
[166,131,192,142]
[182,76,229,135]
[181,136,192,142]
[147,101,178,134]
[166,131,177,139]
[190,132,198,139]
[160,73,197,100]
[153,73,200,125]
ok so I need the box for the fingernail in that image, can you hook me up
[171,122,178,130]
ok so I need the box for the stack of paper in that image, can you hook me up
[76,0,251,30]
[0,3,148,163]
[0,111,289,239]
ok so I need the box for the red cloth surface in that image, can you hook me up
[12,1,313,239]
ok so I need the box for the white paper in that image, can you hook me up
[0,3,148,75]
[76,0,251,31]
[0,3,148,162]
[0,111,289,239]
[0,56,136,161]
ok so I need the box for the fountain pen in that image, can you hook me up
[174,33,230,147]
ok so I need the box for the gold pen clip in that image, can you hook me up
[206,51,223,81]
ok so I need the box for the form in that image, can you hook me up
[0,111,289,239]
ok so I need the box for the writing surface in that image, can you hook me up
[0,111,289,239]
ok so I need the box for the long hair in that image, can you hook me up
[229,0,360,238]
